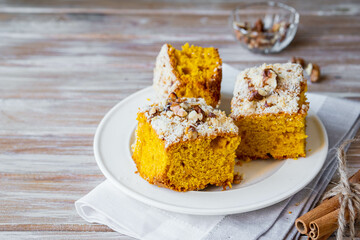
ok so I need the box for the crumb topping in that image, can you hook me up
[231,63,308,116]
[140,94,238,148]
[153,44,179,98]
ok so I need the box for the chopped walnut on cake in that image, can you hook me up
[142,93,238,148]
[231,63,308,117]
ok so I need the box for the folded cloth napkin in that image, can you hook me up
[76,70,360,240]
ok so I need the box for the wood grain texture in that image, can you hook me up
[0,232,133,239]
[0,0,359,239]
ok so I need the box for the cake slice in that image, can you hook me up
[153,43,222,108]
[231,63,309,160]
[132,93,240,192]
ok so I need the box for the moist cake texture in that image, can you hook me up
[153,43,222,108]
[132,94,240,191]
[231,63,309,160]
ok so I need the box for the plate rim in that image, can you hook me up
[94,86,329,215]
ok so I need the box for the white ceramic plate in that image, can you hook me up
[94,64,328,215]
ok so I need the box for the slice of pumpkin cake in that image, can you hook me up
[231,63,309,160]
[132,93,240,192]
[153,43,222,108]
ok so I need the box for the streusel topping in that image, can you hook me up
[140,93,238,148]
[153,44,179,98]
[231,63,308,117]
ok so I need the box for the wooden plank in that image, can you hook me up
[0,232,133,239]
[0,177,104,225]
[0,225,112,232]
[0,0,359,15]
[0,13,358,98]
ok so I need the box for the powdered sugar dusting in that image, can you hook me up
[231,63,308,117]
[140,98,238,148]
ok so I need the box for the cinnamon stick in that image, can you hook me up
[309,208,350,240]
[309,229,317,239]
[295,170,360,234]
[320,233,332,240]
[319,233,332,240]
[308,233,332,240]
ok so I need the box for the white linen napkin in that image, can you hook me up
[76,65,360,240]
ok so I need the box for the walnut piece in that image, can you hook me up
[188,110,202,122]
[264,101,273,108]
[291,57,321,83]
[188,110,197,121]
[170,103,187,117]
[291,57,305,68]
[263,68,272,78]
[235,22,249,31]
[271,23,281,32]
[149,107,157,116]
[193,105,205,117]
[305,63,321,83]
[263,68,277,85]
[305,63,313,75]
[260,68,277,96]
[169,92,178,101]
[185,126,198,140]
[257,88,268,97]
[164,102,171,111]
[248,90,264,101]
[310,63,320,83]
[208,112,216,118]
[233,173,243,184]
[253,18,264,32]
[149,107,158,118]
[233,19,290,51]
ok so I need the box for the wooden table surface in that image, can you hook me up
[0,0,359,239]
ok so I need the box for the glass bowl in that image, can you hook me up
[230,1,299,54]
